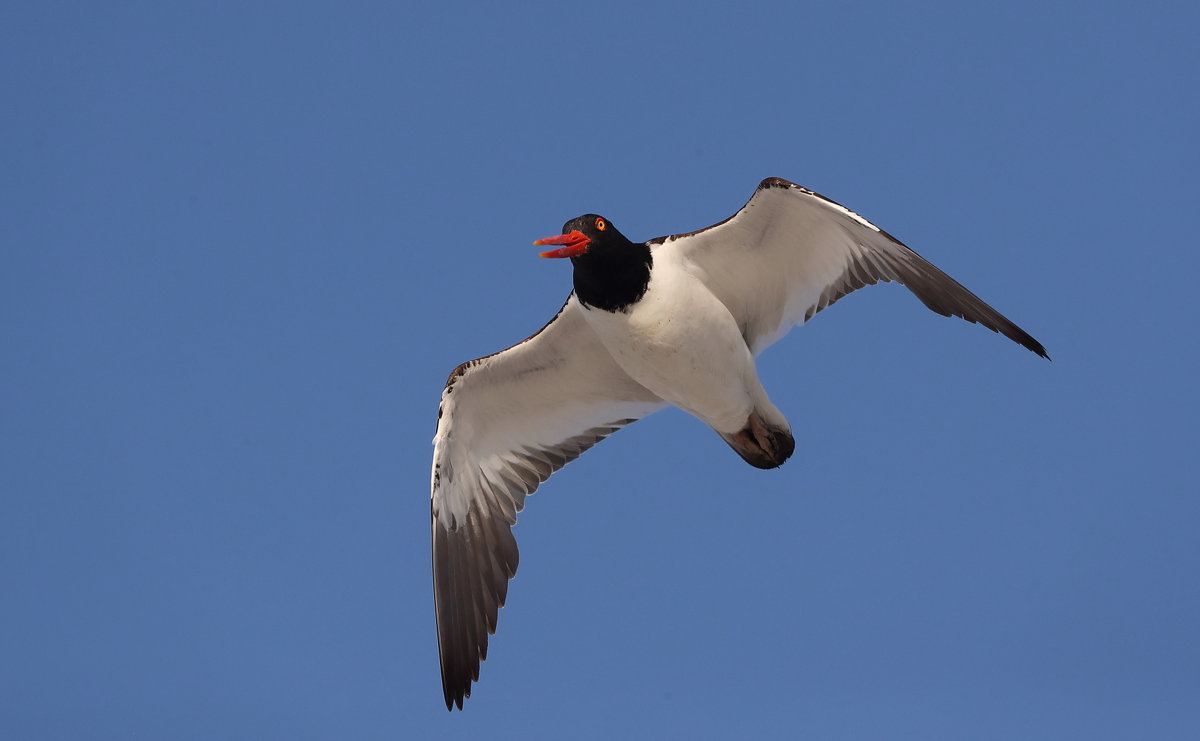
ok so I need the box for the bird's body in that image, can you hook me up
[430,177,1047,709]
[579,244,785,441]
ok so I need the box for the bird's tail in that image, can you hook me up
[717,411,795,469]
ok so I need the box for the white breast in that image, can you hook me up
[578,249,764,434]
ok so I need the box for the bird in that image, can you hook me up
[430,176,1047,709]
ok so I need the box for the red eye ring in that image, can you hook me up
[595,218,606,231]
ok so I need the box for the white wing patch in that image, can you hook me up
[430,295,664,709]
[656,178,1047,359]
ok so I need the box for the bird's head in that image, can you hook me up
[534,214,632,260]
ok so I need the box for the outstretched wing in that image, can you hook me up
[431,295,665,709]
[654,177,1047,358]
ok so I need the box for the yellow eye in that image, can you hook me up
[595,218,606,231]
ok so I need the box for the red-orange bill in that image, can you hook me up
[533,230,590,258]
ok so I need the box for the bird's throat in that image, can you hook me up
[572,244,653,313]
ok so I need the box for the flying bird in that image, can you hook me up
[430,177,1047,709]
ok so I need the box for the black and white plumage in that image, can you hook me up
[430,177,1047,709]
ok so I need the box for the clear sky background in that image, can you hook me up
[3,1,1197,739]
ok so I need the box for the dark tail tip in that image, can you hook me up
[719,419,795,470]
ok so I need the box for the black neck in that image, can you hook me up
[572,242,653,313]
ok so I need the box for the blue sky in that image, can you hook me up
[2,1,1197,738]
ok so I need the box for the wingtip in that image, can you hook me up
[442,676,468,711]
[1017,333,1050,360]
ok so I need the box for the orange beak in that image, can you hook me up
[533,230,591,258]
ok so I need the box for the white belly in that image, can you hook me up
[580,253,765,434]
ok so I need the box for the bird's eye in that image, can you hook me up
[595,218,606,231]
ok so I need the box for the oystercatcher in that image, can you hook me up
[430,177,1047,709]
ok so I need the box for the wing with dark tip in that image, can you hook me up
[431,295,664,709]
[653,177,1047,358]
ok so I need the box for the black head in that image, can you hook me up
[533,214,652,312]
[533,215,635,260]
